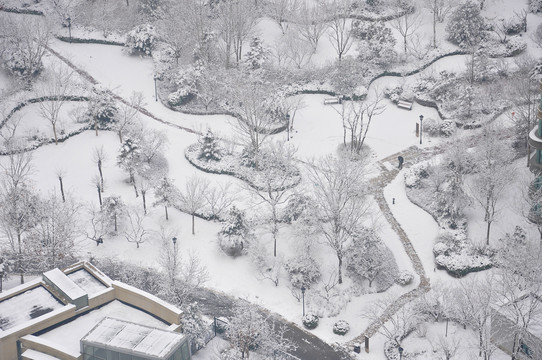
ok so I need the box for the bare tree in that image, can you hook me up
[467,126,515,245]
[0,151,35,283]
[37,66,76,145]
[85,203,107,246]
[204,182,234,220]
[424,0,454,48]
[297,0,327,51]
[391,10,422,55]
[326,0,353,61]
[123,206,150,248]
[56,169,66,202]
[26,193,80,272]
[282,30,314,69]
[307,156,369,284]
[113,92,143,143]
[154,177,180,220]
[179,175,210,235]
[216,0,257,67]
[92,146,106,192]
[267,0,299,34]
[158,225,180,289]
[244,143,297,256]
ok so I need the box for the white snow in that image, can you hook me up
[0,286,64,331]
[38,300,170,354]
[66,269,108,295]
[43,268,87,301]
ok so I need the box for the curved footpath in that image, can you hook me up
[348,147,431,350]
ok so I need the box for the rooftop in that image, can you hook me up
[0,286,64,331]
[82,317,185,359]
[38,300,170,354]
[66,268,107,295]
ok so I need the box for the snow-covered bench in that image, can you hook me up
[324,97,342,105]
[397,100,413,110]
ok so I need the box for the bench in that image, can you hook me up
[324,97,342,105]
[397,100,413,110]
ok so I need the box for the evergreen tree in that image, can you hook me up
[446,1,485,48]
[244,37,267,70]
[198,129,222,161]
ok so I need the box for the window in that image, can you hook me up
[118,353,131,360]
[94,347,107,360]
[520,342,534,358]
[83,344,94,356]
[106,350,119,360]
[180,342,190,360]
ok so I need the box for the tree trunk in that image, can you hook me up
[118,130,123,143]
[59,176,65,202]
[53,123,58,145]
[338,255,343,284]
[433,6,437,48]
[130,173,139,197]
[486,220,492,245]
[114,214,117,232]
[165,205,169,220]
[142,190,147,215]
[98,160,104,192]
[18,231,23,284]
[97,185,102,206]
[95,118,99,136]
[192,214,195,235]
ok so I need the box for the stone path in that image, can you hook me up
[348,146,431,349]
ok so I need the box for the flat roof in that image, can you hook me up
[0,286,64,331]
[43,268,87,300]
[82,317,184,359]
[38,300,170,354]
[67,269,108,295]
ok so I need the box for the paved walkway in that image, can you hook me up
[348,146,431,349]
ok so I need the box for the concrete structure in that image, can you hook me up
[491,294,542,359]
[527,79,542,223]
[0,262,189,360]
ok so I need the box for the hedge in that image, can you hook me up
[55,36,124,46]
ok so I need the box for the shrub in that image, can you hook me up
[396,270,414,286]
[421,117,440,137]
[530,0,542,13]
[302,313,319,329]
[125,24,156,55]
[404,162,429,188]
[167,89,194,106]
[87,85,117,127]
[284,255,321,288]
[440,120,456,137]
[198,129,222,161]
[218,206,251,257]
[332,320,350,335]
[446,1,486,48]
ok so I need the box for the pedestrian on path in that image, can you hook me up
[398,156,404,169]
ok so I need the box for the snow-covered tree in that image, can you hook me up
[218,206,252,256]
[297,0,326,51]
[113,92,143,143]
[26,193,79,272]
[203,182,234,220]
[326,0,353,61]
[37,66,76,145]
[117,138,144,197]
[102,195,126,233]
[353,21,397,67]
[123,206,150,248]
[446,1,485,48]
[307,156,369,284]
[179,175,209,235]
[86,84,117,136]
[198,129,222,161]
[423,0,454,48]
[266,0,299,34]
[153,177,180,220]
[391,9,422,55]
[125,23,157,55]
[345,228,397,289]
[284,254,320,289]
[245,37,268,70]
[468,126,515,245]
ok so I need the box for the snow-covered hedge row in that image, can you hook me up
[55,36,124,46]
[185,143,301,191]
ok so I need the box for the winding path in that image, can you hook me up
[348,147,431,350]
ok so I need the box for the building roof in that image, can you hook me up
[81,317,185,359]
[43,268,87,301]
[66,269,107,295]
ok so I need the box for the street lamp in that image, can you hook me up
[398,346,404,360]
[301,286,306,316]
[286,113,290,141]
[66,16,72,42]
[153,74,158,102]
[172,237,177,246]
[419,115,424,145]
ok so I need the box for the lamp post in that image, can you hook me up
[66,16,72,42]
[172,237,177,286]
[419,115,424,145]
[398,346,404,360]
[286,113,290,141]
[301,286,306,316]
[153,74,158,102]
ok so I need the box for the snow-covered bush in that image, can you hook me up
[86,84,117,128]
[4,49,43,79]
[396,270,414,286]
[168,66,200,106]
[440,120,456,137]
[481,36,526,57]
[282,193,311,223]
[404,162,429,188]
[332,320,350,335]
[421,117,440,137]
[283,254,321,288]
[198,129,222,161]
[125,24,156,55]
[384,85,403,104]
[218,206,251,257]
[530,0,542,13]
[302,313,319,329]
[219,347,242,360]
